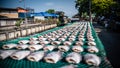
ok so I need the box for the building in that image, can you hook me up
[30,12,58,21]
[0,8,18,18]
[0,7,34,26]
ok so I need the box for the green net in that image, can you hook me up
[0,22,113,68]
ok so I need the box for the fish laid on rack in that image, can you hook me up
[66,52,82,64]
[51,41,61,45]
[2,44,18,49]
[29,41,40,45]
[30,37,38,41]
[10,50,30,60]
[27,51,45,62]
[78,37,85,41]
[28,45,44,51]
[18,40,29,45]
[0,50,17,59]
[58,38,66,41]
[72,46,84,52]
[44,51,62,63]
[16,44,28,50]
[63,41,72,46]
[43,45,56,51]
[84,54,101,66]
[38,38,47,41]
[39,41,50,45]
[75,41,84,46]
[58,45,70,52]
[68,38,75,42]
[87,37,95,41]
[48,38,56,41]
[88,41,96,46]
[87,46,99,53]
[60,64,77,68]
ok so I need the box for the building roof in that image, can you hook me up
[0,18,22,20]
[0,7,18,11]
[0,7,27,12]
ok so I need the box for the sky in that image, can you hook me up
[0,0,78,18]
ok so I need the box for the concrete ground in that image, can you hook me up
[93,22,120,68]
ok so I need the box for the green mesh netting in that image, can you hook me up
[0,23,113,68]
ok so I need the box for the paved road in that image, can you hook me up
[93,22,120,68]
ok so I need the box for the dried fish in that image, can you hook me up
[27,51,45,62]
[0,50,17,59]
[66,52,82,64]
[63,41,72,46]
[87,46,99,53]
[43,45,56,51]
[16,44,28,50]
[58,45,70,52]
[28,45,43,51]
[88,41,96,46]
[72,46,84,52]
[84,54,101,66]
[2,43,17,49]
[18,40,29,45]
[10,50,30,60]
[44,51,62,63]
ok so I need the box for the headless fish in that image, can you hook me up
[27,51,45,62]
[88,41,96,46]
[29,41,40,45]
[84,54,101,66]
[0,50,17,59]
[87,46,99,53]
[2,43,17,49]
[72,46,84,52]
[75,41,84,46]
[16,44,28,50]
[18,40,29,45]
[51,41,61,45]
[66,52,82,64]
[30,37,38,41]
[63,41,72,46]
[40,41,50,45]
[58,45,70,52]
[43,45,56,51]
[10,50,30,60]
[28,45,44,51]
[44,51,62,63]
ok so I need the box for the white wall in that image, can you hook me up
[0,20,17,26]
[34,16,45,20]
[0,20,6,26]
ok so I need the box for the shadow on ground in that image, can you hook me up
[93,22,120,68]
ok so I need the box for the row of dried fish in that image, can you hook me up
[2,43,99,53]
[19,22,87,43]
[0,50,101,66]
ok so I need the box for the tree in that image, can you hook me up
[46,9,55,14]
[75,0,117,17]
[15,19,23,27]
[92,0,116,16]
[75,0,89,17]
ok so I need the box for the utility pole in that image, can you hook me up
[23,0,27,28]
[89,0,92,23]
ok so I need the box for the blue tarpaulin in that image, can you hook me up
[30,13,43,17]
[30,12,58,17]
[19,13,31,18]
